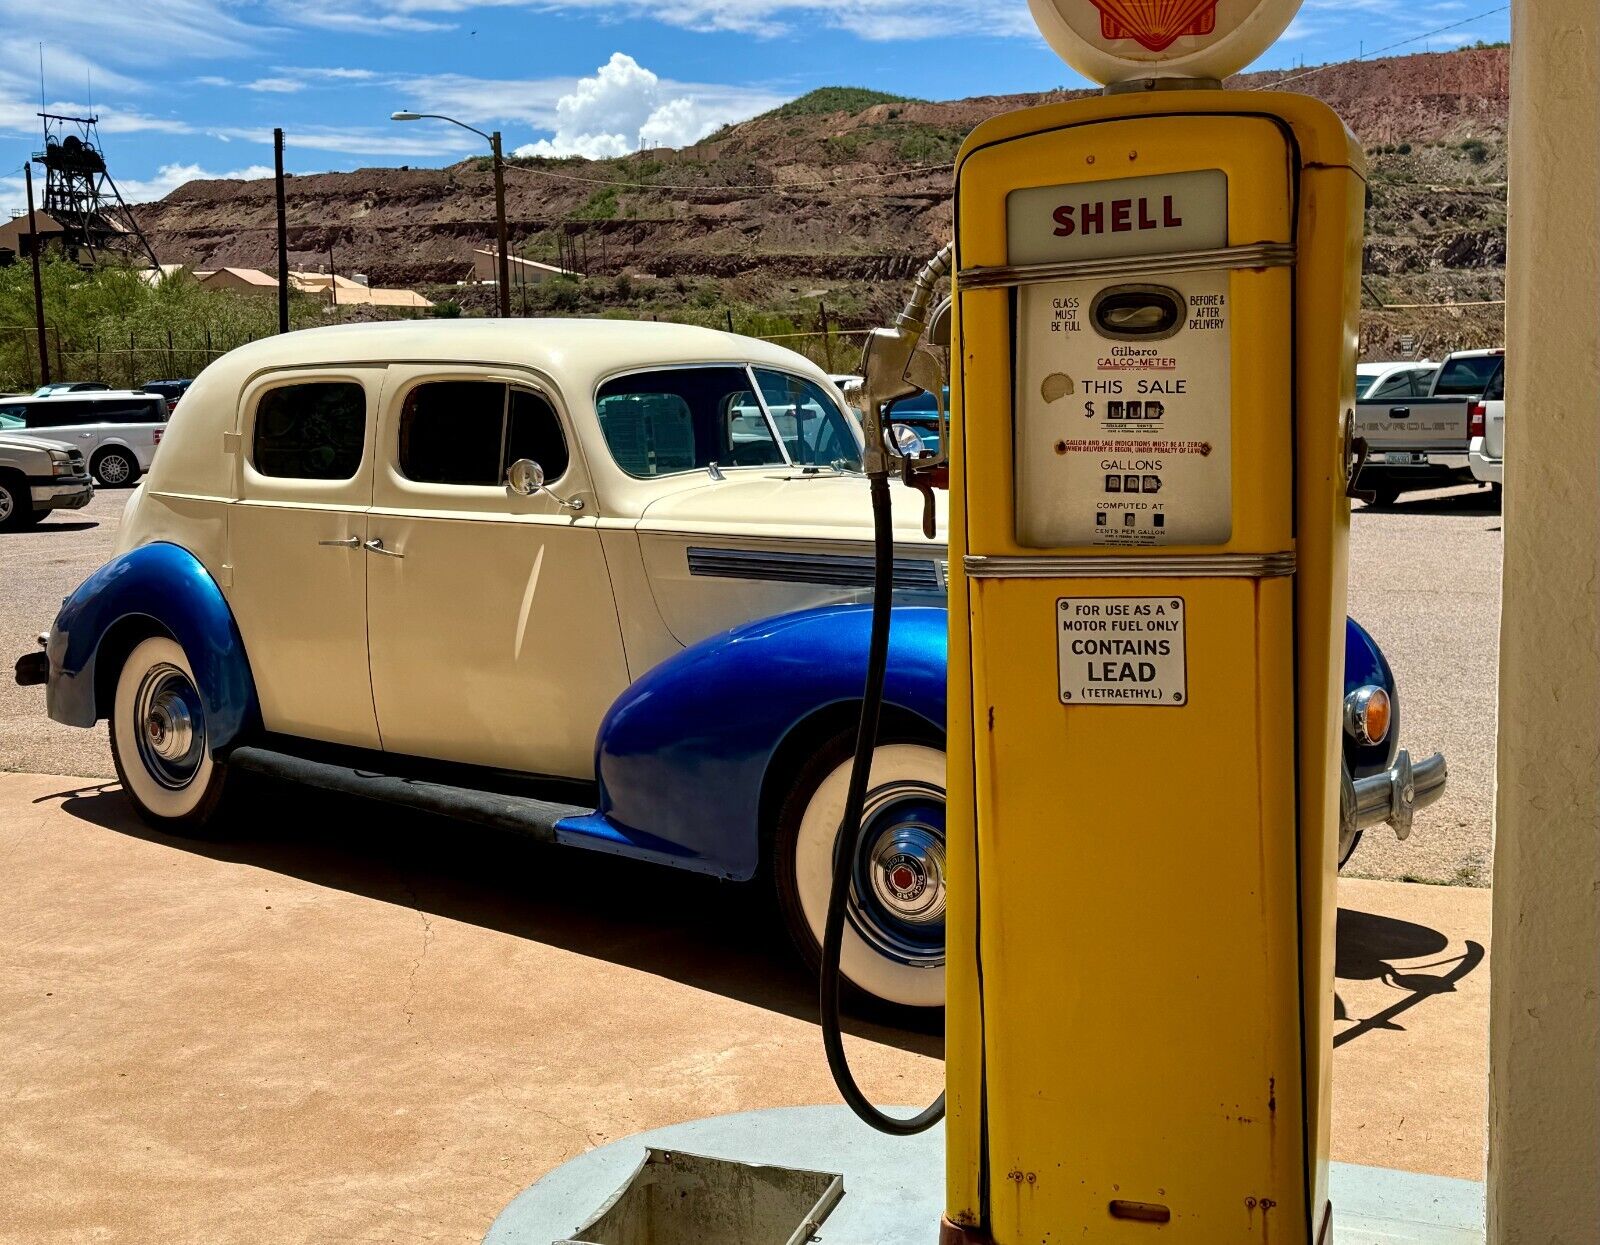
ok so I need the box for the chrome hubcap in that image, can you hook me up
[846,780,946,968]
[132,663,205,789]
[0,486,12,521]
[99,455,130,484]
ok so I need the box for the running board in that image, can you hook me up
[227,746,593,842]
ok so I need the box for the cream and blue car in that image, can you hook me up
[15,320,1445,1009]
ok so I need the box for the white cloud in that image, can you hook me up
[508,53,781,158]
[217,123,479,158]
[0,161,274,215]
[246,77,306,93]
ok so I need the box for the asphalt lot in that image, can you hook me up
[0,481,1503,883]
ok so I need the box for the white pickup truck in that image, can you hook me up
[1354,348,1504,505]
[1468,357,1505,489]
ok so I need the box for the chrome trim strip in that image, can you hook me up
[964,551,1296,579]
[957,242,1296,292]
[689,545,945,593]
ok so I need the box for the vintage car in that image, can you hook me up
[16,320,1445,1009]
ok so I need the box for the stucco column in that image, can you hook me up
[1487,4,1600,1242]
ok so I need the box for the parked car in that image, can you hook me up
[1468,356,1505,489]
[0,389,169,487]
[32,381,110,397]
[1355,360,1437,400]
[0,431,91,530]
[16,320,1446,1009]
[140,378,193,413]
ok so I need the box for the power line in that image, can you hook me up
[1252,6,1509,91]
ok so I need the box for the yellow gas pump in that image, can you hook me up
[936,3,1366,1242]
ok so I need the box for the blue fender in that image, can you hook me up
[556,604,946,881]
[1343,615,1400,777]
[46,542,261,751]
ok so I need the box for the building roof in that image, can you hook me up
[474,248,579,277]
[199,266,279,287]
[0,212,65,247]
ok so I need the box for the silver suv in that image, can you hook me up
[0,390,168,487]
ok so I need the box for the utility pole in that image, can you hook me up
[24,162,50,386]
[491,131,511,317]
[274,127,289,334]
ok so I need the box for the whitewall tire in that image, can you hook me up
[110,635,230,832]
[775,737,947,1010]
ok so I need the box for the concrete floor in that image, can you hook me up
[0,770,1490,1243]
[1,483,1502,885]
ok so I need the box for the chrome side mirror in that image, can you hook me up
[884,423,925,460]
[507,458,545,496]
[507,458,584,512]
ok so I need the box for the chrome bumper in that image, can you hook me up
[1350,749,1448,842]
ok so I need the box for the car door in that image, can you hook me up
[227,370,383,749]
[365,367,628,779]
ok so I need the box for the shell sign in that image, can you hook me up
[1029,0,1302,85]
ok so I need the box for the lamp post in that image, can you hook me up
[391,110,512,317]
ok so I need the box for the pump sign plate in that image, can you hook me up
[1057,596,1187,706]
[1012,170,1232,548]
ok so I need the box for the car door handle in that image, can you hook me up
[79,432,93,438]
[363,538,404,559]
[318,535,361,548]
[1388,407,1411,418]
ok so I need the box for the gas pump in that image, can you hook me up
[834,1,1368,1240]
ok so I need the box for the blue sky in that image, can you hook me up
[0,0,1508,213]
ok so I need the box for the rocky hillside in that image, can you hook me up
[133,46,1508,361]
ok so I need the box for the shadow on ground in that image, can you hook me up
[1355,485,1500,518]
[1333,907,1486,1047]
[42,778,942,1056]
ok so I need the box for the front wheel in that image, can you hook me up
[110,635,232,834]
[0,473,41,530]
[773,736,947,1010]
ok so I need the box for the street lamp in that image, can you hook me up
[391,110,512,317]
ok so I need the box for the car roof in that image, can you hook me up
[12,389,163,403]
[203,318,832,392]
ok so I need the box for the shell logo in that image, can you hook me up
[1088,0,1221,53]
[1029,0,1302,85]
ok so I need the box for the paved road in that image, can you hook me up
[0,483,1503,884]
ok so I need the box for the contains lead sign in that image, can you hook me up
[1057,596,1188,705]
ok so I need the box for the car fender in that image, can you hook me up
[576,603,946,881]
[46,542,260,750]
[1343,616,1400,776]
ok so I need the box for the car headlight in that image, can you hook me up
[1344,685,1391,747]
[47,449,72,476]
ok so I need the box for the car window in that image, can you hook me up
[505,388,570,481]
[398,380,506,486]
[0,405,25,428]
[1434,355,1503,396]
[25,400,94,428]
[753,369,862,471]
[100,398,166,425]
[253,381,367,480]
[1370,372,1415,400]
[596,366,779,478]
[1482,362,1505,402]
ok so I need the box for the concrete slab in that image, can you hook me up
[0,773,1488,1242]
[484,1106,1485,1245]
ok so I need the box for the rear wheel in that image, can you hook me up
[1368,483,1400,508]
[91,447,138,488]
[773,735,947,1010]
[109,635,232,835]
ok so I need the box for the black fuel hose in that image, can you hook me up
[819,469,947,1136]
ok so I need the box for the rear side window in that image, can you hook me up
[1482,362,1505,401]
[1434,355,1503,397]
[596,366,777,478]
[398,380,570,486]
[102,398,166,425]
[253,382,366,480]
